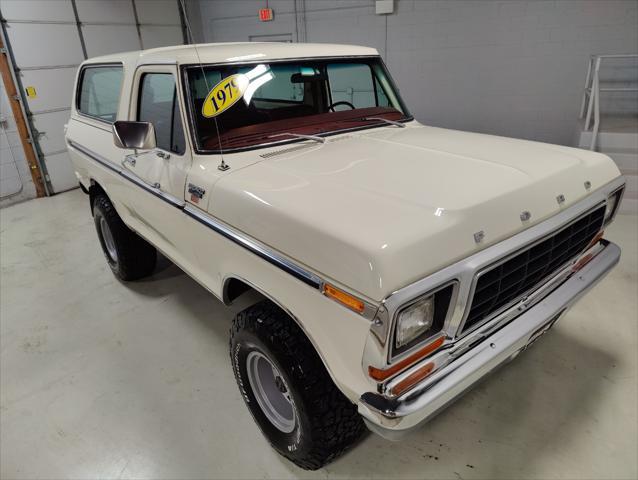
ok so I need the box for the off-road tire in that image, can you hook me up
[92,194,156,281]
[229,300,366,470]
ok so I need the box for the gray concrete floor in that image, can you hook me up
[1,189,637,480]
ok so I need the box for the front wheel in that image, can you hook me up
[229,300,366,470]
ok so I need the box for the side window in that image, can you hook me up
[327,63,376,109]
[77,65,123,122]
[137,73,185,154]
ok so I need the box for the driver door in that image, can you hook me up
[124,66,190,201]
[119,65,191,259]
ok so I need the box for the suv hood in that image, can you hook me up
[209,123,620,301]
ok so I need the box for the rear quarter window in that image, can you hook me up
[77,65,123,123]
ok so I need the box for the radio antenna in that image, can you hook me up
[179,0,228,171]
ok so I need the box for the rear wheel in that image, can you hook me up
[92,194,156,281]
[229,300,366,470]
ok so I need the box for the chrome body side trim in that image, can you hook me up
[68,140,122,173]
[119,167,185,208]
[67,139,378,318]
[183,205,323,289]
[360,239,621,439]
[67,140,185,208]
[190,208,378,318]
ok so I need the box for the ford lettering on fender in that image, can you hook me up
[66,43,625,470]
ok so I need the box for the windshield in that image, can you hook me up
[183,57,410,152]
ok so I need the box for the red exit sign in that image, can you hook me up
[259,8,273,22]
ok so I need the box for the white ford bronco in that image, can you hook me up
[66,43,625,469]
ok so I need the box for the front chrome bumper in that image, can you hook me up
[358,240,620,440]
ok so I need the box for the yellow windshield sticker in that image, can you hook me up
[202,74,249,118]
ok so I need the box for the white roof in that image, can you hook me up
[83,42,379,67]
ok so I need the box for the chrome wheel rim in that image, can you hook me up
[100,217,118,262]
[246,351,296,433]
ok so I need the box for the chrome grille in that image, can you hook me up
[462,205,606,333]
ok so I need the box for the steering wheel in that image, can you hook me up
[328,101,355,112]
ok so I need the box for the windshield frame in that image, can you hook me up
[180,55,412,155]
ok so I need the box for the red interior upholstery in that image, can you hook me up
[203,106,403,150]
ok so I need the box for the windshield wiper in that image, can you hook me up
[268,132,326,144]
[360,117,406,128]
[338,116,407,128]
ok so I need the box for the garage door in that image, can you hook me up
[0,0,186,194]
[0,73,34,203]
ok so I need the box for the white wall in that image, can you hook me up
[194,0,638,146]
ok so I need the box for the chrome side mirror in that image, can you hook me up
[112,121,156,150]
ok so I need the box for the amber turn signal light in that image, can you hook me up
[390,362,435,396]
[586,230,605,250]
[573,231,604,272]
[573,252,595,272]
[323,283,365,314]
[368,335,445,382]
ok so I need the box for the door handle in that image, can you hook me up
[121,154,162,190]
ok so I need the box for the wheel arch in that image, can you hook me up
[222,275,343,394]
[223,276,303,326]
[88,179,109,213]
[223,275,255,305]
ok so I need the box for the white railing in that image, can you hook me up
[579,54,638,150]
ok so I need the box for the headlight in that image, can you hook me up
[393,283,455,355]
[395,295,434,349]
[603,187,623,225]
